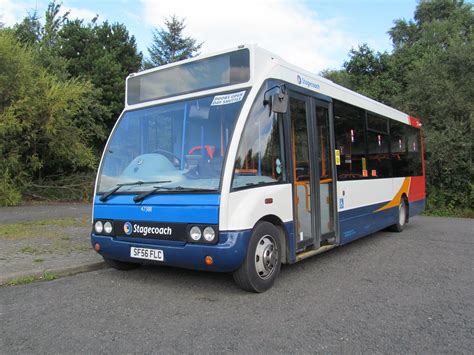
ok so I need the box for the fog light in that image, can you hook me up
[94,243,101,252]
[203,227,216,242]
[189,226,201,241]
[104,221,113,234]
[94,221,103,234]
[205,256,213,265]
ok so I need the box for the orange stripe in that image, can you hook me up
[374,177,411,212]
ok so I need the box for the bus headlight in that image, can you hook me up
[203,227,216,242]
[104,221,113,234]
[94,221,103,234]
[189,226,202,241]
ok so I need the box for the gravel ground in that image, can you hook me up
[1,216,473,353]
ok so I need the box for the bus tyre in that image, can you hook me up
[233,222,282,293]
[389,199,407,232]
[103,257,139,270]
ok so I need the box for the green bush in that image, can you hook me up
[0,171,22,206]
[425,186,474,218]
[0,31,101,204]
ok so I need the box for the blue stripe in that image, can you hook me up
[285,221,296,263]
[92,229,251,272]
[339,201,388,220]
[340,205,398,244]
[93,194,220,224]
[410,199,425,217]
[339,199,426,244]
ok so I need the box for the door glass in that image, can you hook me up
[290,97,313,247]
[316,105,335,236]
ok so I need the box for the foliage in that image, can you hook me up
[0,1,143,205]
[57,19,142,130]
[322,0,473,215]
[0,31,99,204]
[0,171,22,207]
[12,1,142,132]
[145,15,202,68]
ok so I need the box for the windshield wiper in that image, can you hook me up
[170,186,217,192]
[133,186,216,203]
[100,180,171,202]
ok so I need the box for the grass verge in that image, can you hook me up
[6,271,58,286]
[0,217,89,240]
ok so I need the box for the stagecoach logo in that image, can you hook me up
[123,221,173,237]
[297,74,320,90]
[124,222,133,235]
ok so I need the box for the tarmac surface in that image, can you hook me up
[0,202,91,224]
[1,216,473,353]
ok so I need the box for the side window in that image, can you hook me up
[367,132,390,178]
[232,83,286,189]
[390,120,409,177]
[367,113,390,178]
[390,120,423,177]
[406,125,423,176]
[334,100,367,180]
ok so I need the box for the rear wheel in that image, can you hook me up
[103,257,139,270]
[233,222,282,293]
[389,199,407,232]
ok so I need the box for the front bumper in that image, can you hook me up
[91,230,251,272]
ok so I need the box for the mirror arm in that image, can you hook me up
[263,84,286,106]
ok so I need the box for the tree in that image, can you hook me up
[57,19,143,132]
[12,3,70,78]
[11,1,143,135]
[0,32,101,205]
[322,0,474,214]
[322,44,401,105]
[12,11,42,45]
[389,0,473,212]
[145,15,202,68]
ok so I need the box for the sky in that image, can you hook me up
[0,0,418,72]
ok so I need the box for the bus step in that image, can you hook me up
[296,244,337,262]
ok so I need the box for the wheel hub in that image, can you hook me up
[399,203,406,226]
[255,235,278,279]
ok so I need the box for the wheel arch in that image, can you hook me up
[255,214,290,264]
[401,193,410,223]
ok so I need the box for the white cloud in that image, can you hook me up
[0,0,33,26]
[60,5,99,22]
[0,0,101,26]
[140,0,358,72]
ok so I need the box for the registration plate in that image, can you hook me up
[130,247,164,262]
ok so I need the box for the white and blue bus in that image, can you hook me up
[91,45,425,292]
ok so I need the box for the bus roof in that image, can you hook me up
[127,44,418,126]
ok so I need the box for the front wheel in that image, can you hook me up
[233,222,282,293]
[389,199,407,232]
[103,257,139,270]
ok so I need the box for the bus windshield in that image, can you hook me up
[97,90,247,194]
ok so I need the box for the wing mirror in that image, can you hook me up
[263,84,288,114]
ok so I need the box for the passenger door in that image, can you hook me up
[289,94,313,250]
[314,101,336,243]
[289,93,336,251]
